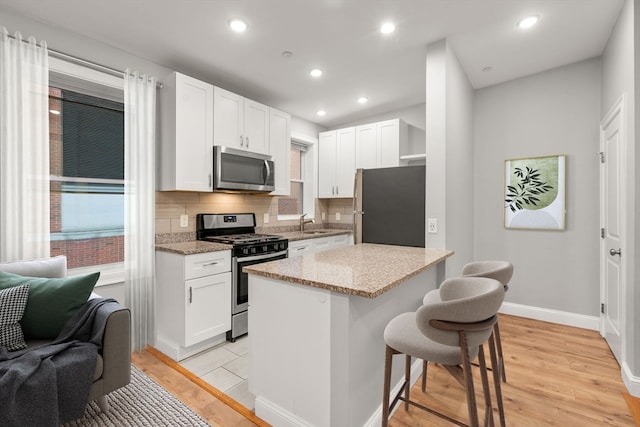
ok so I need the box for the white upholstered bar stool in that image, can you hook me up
[423,260,513,383]
[382,277,505,427]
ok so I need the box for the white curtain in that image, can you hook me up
[124,69,156,352]
[0,28,50,262]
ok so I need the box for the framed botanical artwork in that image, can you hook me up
[504,155,566,230]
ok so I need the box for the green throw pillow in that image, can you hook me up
[0,270,100,339]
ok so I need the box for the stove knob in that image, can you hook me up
[242,248,249,255]
[262,245,268,252]
[279,243,286,250]
[251,247,257,254]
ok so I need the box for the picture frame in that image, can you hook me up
[504,154,566,230]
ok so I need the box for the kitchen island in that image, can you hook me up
[244,243,453,427]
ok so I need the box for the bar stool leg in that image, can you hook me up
[460,332,480,427]
[477,344,495,427]
[404,355,411,411]
[489,334,506,427]
[382,345,393,427]
[421,360,428,392]
[493,321,507,383]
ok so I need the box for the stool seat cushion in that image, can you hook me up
[422,288,441,305]
[384,312,479,366]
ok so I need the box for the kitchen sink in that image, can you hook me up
[302,230,331,235]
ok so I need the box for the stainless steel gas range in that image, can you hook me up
[196,213,288,342]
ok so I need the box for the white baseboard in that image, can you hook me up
[622,362,640,397]
[254,396,314,427]
[499,302,599,331]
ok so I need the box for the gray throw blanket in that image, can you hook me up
[0,297,118,426]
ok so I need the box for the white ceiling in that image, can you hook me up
[0,0,624,127]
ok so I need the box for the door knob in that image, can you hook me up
[609,248,621,256]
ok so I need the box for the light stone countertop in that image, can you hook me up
[155,240,231,255]
[155,229,352,255]
[276,229,352,242]
[244,243,454,298]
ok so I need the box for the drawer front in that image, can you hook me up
[185,250,231,280]
[288,240,313,257]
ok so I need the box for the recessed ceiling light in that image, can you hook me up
[317,110,326,117]
[482,66,493,72]
[310,68,323,78]
[49,109,60,115]
[229,18,248,33]
[357,97,368,104]
[380,22,395,34]
[281,50,293,58]
[517,15,539,29]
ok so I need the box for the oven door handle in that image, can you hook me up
[237,250,288,263]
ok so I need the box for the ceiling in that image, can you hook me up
[0,0,624,127]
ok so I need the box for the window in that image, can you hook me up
[49,64,125,271]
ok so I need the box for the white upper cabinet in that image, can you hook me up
[355,123,377,169]
[318,128,355,198]
[158,72,214,191]
[213,86,269,154]
[269,107,291,196]
[355,119,405,169]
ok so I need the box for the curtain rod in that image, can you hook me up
[5,32,163,88]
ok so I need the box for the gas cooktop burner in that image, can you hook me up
[203,233,283,245]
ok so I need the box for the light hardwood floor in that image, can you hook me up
[133,314,637,426]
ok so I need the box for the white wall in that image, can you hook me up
[601,0,639,394]
[425,40,475,277]
[473,58,602,316]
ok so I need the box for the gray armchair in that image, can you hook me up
[0,255,131,412]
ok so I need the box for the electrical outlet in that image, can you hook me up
[263,213,269,224]
[336,212,341,221]
[427,218,437,233]
[180,214,189,228]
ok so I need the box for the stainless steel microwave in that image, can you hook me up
[213,146,275,193]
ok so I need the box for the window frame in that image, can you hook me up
[49,57,125,287]
[277,132,317,221]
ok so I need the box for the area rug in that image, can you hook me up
[63,365,211,426]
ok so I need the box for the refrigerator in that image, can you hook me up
[353,165,426,247]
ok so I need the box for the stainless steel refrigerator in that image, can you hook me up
[353,165,426,247]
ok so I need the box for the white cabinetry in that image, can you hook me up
[269,108,291,195]
[355,119,406,169]
[318,128,356,198]
[158,72,213,191]
[213,86,269,154]
[155,250,232,361]
[288,234,353,257]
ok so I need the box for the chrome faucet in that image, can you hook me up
[300,213,314,232]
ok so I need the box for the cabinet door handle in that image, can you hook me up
[208,173,212,188]
[336,185,339,195]
[188,286,193,304]
[203,261,218,267]
[240,136,244,146]
[246,136,249,147]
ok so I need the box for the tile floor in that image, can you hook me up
[179,336,255,411]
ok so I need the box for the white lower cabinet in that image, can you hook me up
[288,234,353,257]
[155,250,232,361]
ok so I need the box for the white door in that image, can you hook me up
[213,86,244,149]
[600,96,625,363]
[318,131,337,198]
[174,73,213,191]
[244,99,269,154]
[184,273,231,347]
[377,119,400,168]
[335,127,356,197]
